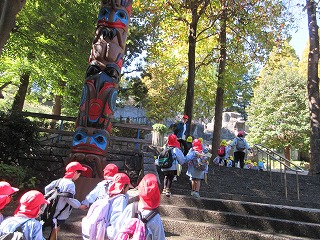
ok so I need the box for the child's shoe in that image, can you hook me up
[162,188,167,194]
[191,190,195,196]
[173,176,177,182]
[165,190,171,197]
[193,191,200,198]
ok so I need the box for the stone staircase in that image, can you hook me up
[41,165,320,239]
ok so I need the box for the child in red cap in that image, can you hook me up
[80,163,119,210]
[159,134,195,197]
[0,190,49,240]
[44,161,87,240]
[114,173,165,240]
[187,139,209,198]
[99,173,133,239]
[0,181,19,224]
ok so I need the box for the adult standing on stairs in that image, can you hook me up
[174,115,189,155]
[229,131,252,168]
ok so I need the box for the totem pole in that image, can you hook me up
[69,0,133,179]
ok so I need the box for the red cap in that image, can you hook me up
[138,174,160,210]
[0,181,19,196]
[192,139,203,151]
[0,182,19,210]
[237,131,244,137]
[183,115,189,120]
[108,173,133,196]
[64,161,87,178]
[14,190,49,218]
[103,164,119,178]
[167,134,180,148]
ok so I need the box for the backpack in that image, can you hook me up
[0,219,30,240]
[156,147,174,169]
[217,146,226,157]
[40,179,74,227]
[82,194,123,240]
[192,154,208,171]
[236,137,246,151]
[114,201,159,240]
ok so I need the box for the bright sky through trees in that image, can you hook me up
[288,0,308,59]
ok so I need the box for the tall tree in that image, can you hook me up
[306,0,320,175]
[247,43,309,160]
[210,0,294,156]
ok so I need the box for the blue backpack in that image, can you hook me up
[192,154,208,171]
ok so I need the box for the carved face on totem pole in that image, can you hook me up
[70,0,132,178]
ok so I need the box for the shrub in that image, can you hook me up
[0,111,40,165]
[152,124,168,134]
[0,164,36,190]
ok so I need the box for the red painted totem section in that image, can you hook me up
[69,0,133,178]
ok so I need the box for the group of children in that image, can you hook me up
[214,131,252,168]
[157,134,210,198]
[0,162,165,240]
[0,182,48,239]
[158,131,252,198]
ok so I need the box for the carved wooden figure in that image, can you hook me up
[69,0,133,178]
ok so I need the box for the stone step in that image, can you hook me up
[50,192,320,240]
[167,165,320,209]
[159,204,320,238]
[44,211,310,240]
[161,217,310,240]
[160,195,320,224]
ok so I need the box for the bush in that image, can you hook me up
[0,164,37,190]
[0,111,40,165]
[152,124,168,134]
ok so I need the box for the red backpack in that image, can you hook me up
[217,146,226,157]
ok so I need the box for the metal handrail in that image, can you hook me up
[253,144,304,200]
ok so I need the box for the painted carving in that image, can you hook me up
[69,0,133,178]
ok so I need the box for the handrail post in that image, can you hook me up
[136,129,141,150]
[57,120,64,143]
[296,172,300,200]
[267,155,272,185]
[280,163,283,185]
[284,167,288,199]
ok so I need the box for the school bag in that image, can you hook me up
[217,146,226,157]
[156,147,174,169]
[0,219,30,240]
[40,179,74,227]
[114,201,159,240]
[82,194,124,240]
[192,154,208,171]
[236,137,246,151]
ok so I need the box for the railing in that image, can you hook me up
[253,144,304,200]
[20,112,153,147]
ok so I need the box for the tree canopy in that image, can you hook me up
[247,43,309,152]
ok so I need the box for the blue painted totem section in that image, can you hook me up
[70,0,133,178]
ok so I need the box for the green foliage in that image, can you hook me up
[152,123,168,134]
[0,111,40,165]
[0,0,98,115]
[247,43,309,152]
[111,126,148,139]
[0,164,37,190]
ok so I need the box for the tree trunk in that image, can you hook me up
[184,8,198,136]
[0,0,26,54]
[211,1,227,159]
[284,145,291,163]
[306,0,320,175]
[50,95,62,128]
[11,73,30,112]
